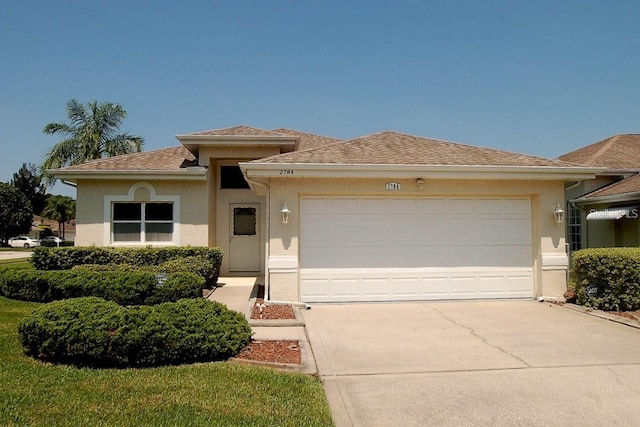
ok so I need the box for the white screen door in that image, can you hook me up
[229,204,260,272]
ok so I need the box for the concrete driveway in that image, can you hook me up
[303,301,640,426]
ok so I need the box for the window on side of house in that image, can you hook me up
[112,202,174,242]
[567,203,582,252]
[220,165,250,189]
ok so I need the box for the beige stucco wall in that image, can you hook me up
[265,177,568,301]
[74,179,208,247]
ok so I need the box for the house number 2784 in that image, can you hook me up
[279,170,294,175]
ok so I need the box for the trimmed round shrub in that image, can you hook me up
[571,248,640,311]
[18,297,252,367]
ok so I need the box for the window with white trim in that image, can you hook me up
[567,202,582,252]
[112,202,174,242]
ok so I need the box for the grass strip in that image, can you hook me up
[0,296,333,426]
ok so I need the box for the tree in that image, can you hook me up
[0,182,33,244]
[11,163,48,215]
[41,99,144,184]
[41,195,75,240]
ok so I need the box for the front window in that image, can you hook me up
[113,202,173,243]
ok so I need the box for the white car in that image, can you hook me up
[8,236,41,248]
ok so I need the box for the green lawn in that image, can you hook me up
[0,297,334,426]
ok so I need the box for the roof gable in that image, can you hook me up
[254,131,577,167]
[271,128,343,151]
[559,134,640,169]
[185,125,288,137]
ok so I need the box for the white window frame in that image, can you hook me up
[104,182,180,246]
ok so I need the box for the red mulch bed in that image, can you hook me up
[236,340,301,365]
[237,285,300,365]
[251,299,296,320]
[250,285,295,320]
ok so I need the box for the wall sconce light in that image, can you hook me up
[281,202,291,225]
[553,204,565,224]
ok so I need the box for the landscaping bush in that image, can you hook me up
[0,269,204,305]
[32,246,223,286]
[72,255,215,286]
[570,247,640,311]
[143,272,205,305]
[0,269,52,302]
[18,297,252,367]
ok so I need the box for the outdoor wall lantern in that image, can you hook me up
[553,204,565,224]
[281,202,291,225]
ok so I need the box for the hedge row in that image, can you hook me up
[18,297,252,367]
[31,246,223,286]
[0,269,204,305]
[570,248,640,311]
[71,255,216,284]
[40,240,74,248]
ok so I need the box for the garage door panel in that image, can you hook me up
[390,199,417,214]
[361,278,389,298]
[331,278,361,298]
[300,197,533,302]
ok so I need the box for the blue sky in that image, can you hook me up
[2,1,640,197]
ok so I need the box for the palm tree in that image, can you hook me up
[41,195,76,240]
[41,99,144,184]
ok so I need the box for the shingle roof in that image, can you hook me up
[582,173,640,199]
[186,125,287,137]
[55,146,196,172]
[253,131,578,167]
[271,128,343,151]
[559,134,640,169]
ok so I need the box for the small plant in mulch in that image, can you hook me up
[250,285,295,320]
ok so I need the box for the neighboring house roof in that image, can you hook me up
[54,146,197,172]
[574,173,640,204]
[271,128,343,151]
[558,134,640,169]
[32,215,76,236]
[253,131,580,167]
[560,134,640,201]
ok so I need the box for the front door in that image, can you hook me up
[229,204,260,272]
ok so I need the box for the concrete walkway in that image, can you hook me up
[0,251,32,261]
[303,301,640,427]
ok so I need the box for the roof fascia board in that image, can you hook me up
[177,135,298,157]
[176,134,298,144]
[596,169,640,176]
[51,169,207,181]
[240,162,603,181]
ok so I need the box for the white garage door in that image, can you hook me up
[300,197,533,302]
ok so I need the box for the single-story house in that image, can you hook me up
[559,134,640,250]
[53,126,601,303]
